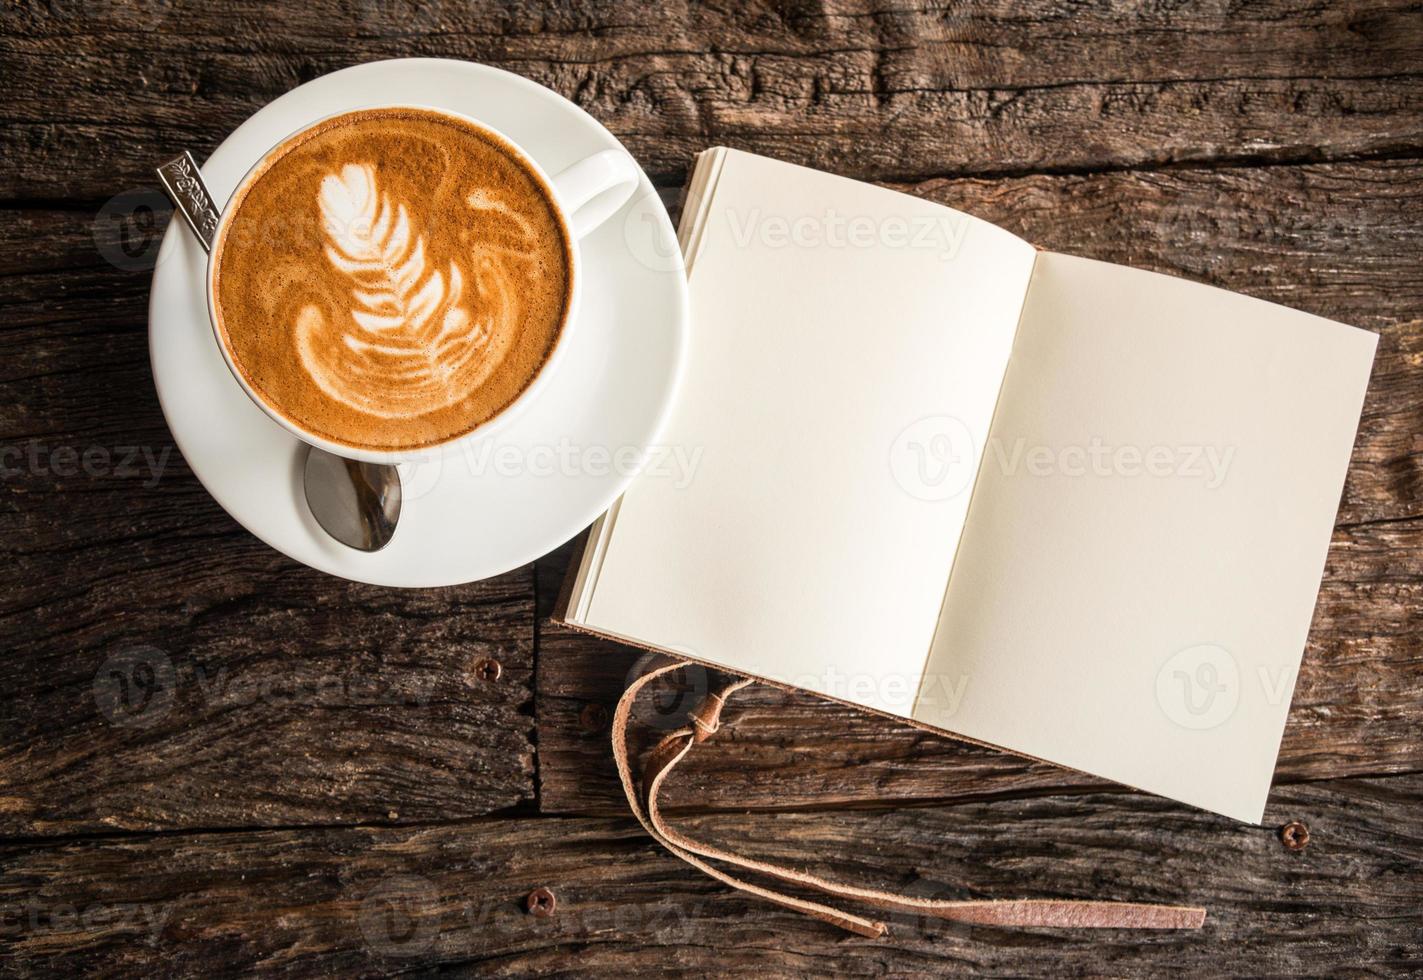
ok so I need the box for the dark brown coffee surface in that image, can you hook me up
[212,107,572,451]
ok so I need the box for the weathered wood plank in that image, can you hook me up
[0,559,537,835]
[0,215,537,836]
[3,0,1423,198]
[0,775,1417,975]
[536,158,1423,814]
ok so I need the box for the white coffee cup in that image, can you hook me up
[182,104,639,464]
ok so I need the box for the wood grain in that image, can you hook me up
[0,561,537,835]
[1,776,1417,975]
[2,0,1423,199]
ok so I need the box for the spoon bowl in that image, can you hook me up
[302,446,402,552]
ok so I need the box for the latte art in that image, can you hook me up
[212,108,572,452]
[296,163,498,419]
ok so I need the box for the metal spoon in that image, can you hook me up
[301,446,401,551]
[157,151,402,552]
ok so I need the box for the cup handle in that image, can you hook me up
[550,149,640,240]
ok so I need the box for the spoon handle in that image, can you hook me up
[156,152,221,253]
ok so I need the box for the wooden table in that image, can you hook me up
[3,1,1420,974]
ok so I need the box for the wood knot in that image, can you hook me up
[1280,821,1310,851]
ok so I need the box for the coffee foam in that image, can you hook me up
[212,107,573,452]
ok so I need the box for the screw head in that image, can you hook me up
[1280,820,1310,851]
[474,658,502,683]
[579,702,609,733]
[525,887,556,917]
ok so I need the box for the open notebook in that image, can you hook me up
[559,148,1377,823]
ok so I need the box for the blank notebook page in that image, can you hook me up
[582,150,1037,716]
[916,252,1377,821]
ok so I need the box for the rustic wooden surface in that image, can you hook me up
[2,0,1421,975]
[3,777,1419,975]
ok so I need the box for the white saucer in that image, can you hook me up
[148,59,687,587]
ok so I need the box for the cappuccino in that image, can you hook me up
[211,107,573,452]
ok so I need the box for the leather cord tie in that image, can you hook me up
[612,658,1207,939]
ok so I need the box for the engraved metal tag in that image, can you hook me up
[155,151,221,252]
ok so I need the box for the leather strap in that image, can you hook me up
[612,658,1207,938]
